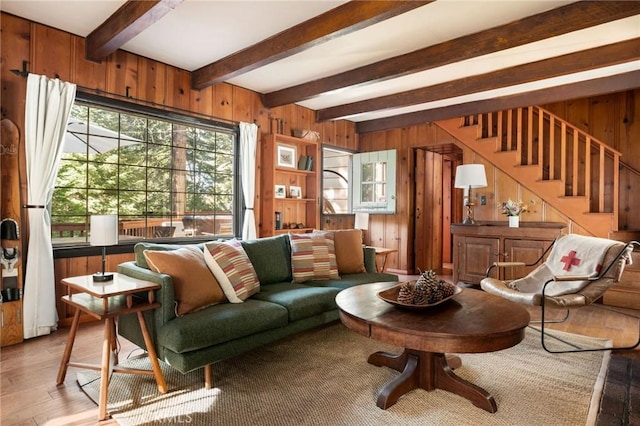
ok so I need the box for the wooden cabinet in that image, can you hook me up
[1,301,23,346]
[451,222,566,285]
[260,134,320,237]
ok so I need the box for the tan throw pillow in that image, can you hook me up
[203,239,260,303]
[316,229,366,274]
[290,233,340,283]
[143,246,226,316]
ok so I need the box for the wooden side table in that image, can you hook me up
[371,247,398,272]
[56,273,167,421]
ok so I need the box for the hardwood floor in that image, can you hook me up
[1,283,638,425]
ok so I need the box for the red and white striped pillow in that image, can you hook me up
[289,233,340,283]
[204,239,260,303]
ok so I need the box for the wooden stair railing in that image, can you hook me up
[438,106,621,237]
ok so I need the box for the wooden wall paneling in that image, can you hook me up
[320,121,336,146]
[397,129,413,273]
[333,120,347,149]
[564,97,591,134]
[138,57,166,105]
[30,23,71,81]
[617,90,640,170]
[212,83,234,121]
[519,186,545,223]
[106,50,139,99]
[1,14,29,128]
[165,67,191,111]
[344,121,357,151]
[190,85,213,116]
[70,36,106,91]
[590,95,616,147]
[231,85,255,123]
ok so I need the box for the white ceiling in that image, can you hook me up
[2,0,639,127]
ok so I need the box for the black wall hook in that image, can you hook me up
[10,60,29,78]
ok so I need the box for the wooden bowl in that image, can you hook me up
[377,281,462,310]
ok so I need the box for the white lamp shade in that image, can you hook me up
[90,215,119,246]
[454,164,487,189]
[354,212,369,230]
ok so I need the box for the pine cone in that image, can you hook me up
[397,281,415,304]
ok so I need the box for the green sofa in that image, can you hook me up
[116,234,397,385]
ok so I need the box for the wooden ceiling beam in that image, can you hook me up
[265,1,640,108]
[86,0,183,62]
[317,38,640,121]
[191,1,431,90]
[355,71,640,134]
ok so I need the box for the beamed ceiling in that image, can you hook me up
[2,0,639,133]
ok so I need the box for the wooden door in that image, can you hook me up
[413,149,445,273]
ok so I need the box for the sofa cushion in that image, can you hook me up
[290,233,340,283]
[204,239,260,303]
[134,242,204,269]
[315,229,366,274]
[157,299,288,353]
[306,272,398,290]
[143,246,227,316]
[251,282,340,321]
[241,234,292,285]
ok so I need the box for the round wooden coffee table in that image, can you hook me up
[336,282,530,412]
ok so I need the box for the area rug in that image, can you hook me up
[77,323,610,426]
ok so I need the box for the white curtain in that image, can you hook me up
[240,122,258,240]
[23,74,76,339]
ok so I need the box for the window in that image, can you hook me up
[52,95,239,245]
[322,147,352,214]
[352,149,396,214]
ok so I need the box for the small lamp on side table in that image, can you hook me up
[354,212,369,245]
[454,164,487,225]
[90,215,118,282]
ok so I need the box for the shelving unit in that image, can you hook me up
[260,133,320,237]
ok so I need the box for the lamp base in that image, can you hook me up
[461,217,477,225]
[93,272,114,282]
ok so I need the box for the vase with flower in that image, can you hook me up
[499,199,533,227]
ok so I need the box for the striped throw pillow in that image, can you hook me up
[204,239,260,303]
[290,233,340,283]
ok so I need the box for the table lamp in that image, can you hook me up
[90,214,118,282]
[454,164,487,225]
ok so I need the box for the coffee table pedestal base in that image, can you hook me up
[368,349,497,412]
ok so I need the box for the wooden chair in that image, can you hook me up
[480,234,639,353]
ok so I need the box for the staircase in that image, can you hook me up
[437,106,621,238]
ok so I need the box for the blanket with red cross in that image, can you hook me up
[509,234,628,297]
[546,234,620,277]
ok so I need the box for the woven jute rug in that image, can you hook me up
[77,323,610,426]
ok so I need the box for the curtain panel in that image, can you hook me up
[23,74,76,339]
[239,122,258,240]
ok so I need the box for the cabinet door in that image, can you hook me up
[503,239,551,281]
[1,301,23,346]
[455,236,499,285]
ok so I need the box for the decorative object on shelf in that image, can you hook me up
[275,212,282,230]
[90,214,118,282]
[499,199,534,228]
[289,185,302,199]
[277,144,296,168]
[274,185,286,198]
[454,164,487,225]
[297,155,314,171]
[291,129,320,142]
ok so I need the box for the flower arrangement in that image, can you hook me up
[499,199,533,217]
